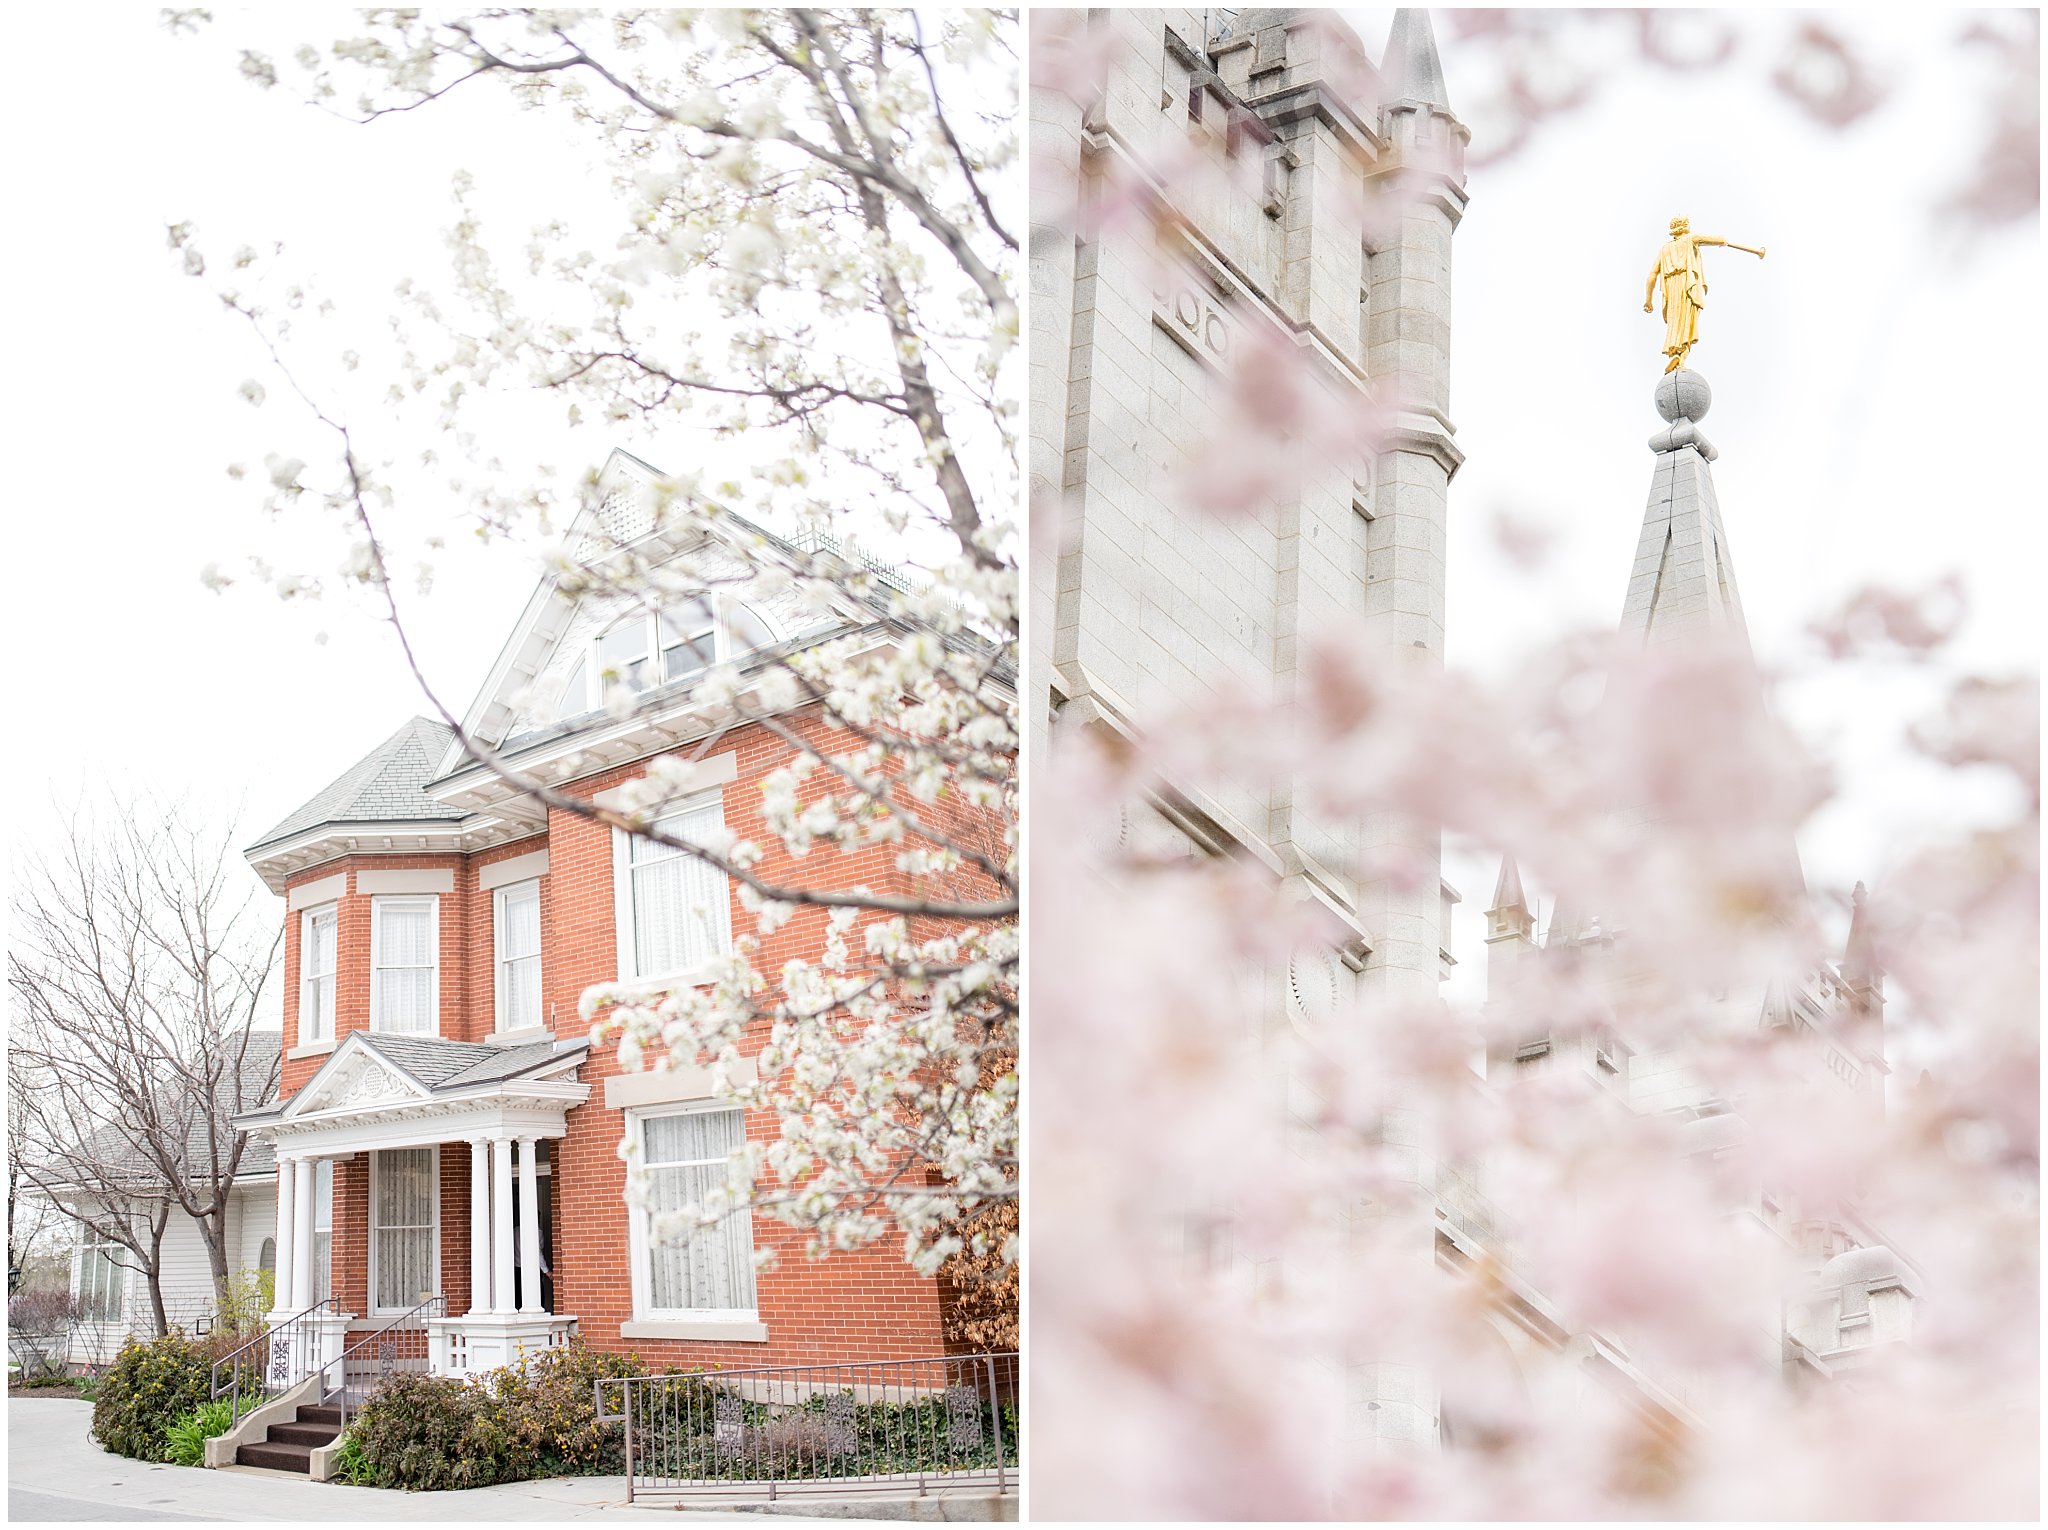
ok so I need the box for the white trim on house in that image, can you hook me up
[287,872,349,911]
[479,847,550,891]
[357,868,456,895]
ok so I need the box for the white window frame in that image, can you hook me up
[369,895,440,1034]
[493,879,545,1034]
[612,793,733,986]
[368,1146,440,1314]
[74,1231,126,1324]
[626,1103,758,1322]
[565,599,781,720]
[299,903,338,1044]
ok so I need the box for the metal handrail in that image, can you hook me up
[208,1297,340,1426]
[313,1294,446,1434]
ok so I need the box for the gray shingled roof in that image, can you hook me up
[234,1034,583,1126]
[250,717,465,851]
[73,1033,283,1185]
[355,1032,574,1091]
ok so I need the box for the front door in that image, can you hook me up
[508,1146,555,1312]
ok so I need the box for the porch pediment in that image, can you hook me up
[285,1037,433,1118]
[240,1031,592,1155]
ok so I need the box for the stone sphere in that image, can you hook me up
[1655,369,1711,423]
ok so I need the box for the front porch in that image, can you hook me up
[236,1031,591,1383]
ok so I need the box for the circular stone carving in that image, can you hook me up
[1654,370,1712,423]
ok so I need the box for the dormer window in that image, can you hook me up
[557,598,779,720]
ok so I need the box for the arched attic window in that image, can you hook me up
[557,596,780,720]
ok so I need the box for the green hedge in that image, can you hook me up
[91,1332,221,1462]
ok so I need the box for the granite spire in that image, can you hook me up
[1381,8,1452,111]
[1619,370,1752,651]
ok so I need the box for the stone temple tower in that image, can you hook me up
[1030,9,1470,1465]
[1030,6,1469,1019]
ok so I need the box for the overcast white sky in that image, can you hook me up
[2,8,2038,1011]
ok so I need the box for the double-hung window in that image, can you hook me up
[299,904,337,1043]
[615,799,731,983]
[371,896,438,1033]
[630,1106,757,1318]
[494,880,543,1033]
[76,1233,125,1322]
[370,1147,437,1311]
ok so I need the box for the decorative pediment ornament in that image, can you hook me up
[294,1050,424,1116]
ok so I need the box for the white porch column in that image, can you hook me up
[491,1135,516,1315]
[469,1138,492,1316]
[291,1157,316,1311]
[517,1137,543,1313]
[272,1152,298,1312]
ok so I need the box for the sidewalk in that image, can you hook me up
[6,1400,1010,1523]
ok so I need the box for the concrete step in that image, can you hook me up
[267,1421,341,1448]
[235,1439,313,1472]
[296,1404,342,1426]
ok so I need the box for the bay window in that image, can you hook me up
[371,896,438,1033]
[299,904,337,1043]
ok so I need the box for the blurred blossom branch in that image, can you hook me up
[1030,8,2036,1519]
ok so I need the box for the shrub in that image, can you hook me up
[342,1372,494,1491]
[91,1332,216,1462]
[212,1269,273,1338]
[164,1398,237,1467]
[481,1342,649,1480]
[9,1289,84,1384]
[344,1342,651,1490]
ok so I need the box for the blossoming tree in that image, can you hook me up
[171,8,1020,1293]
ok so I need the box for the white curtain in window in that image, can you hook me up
[497,881,542,1030]
[303,907,337,1040]
[374,1149,434,1308]
[642,1109,755,1312]
[374,902,435,1031]
[312,1159,334,1304]
[630,803,726,978]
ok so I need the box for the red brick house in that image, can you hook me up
[234,450,957,1381]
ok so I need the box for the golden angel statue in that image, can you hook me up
[1644,217,1765,372]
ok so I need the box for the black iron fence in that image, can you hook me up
[595,1353,1019,1503]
